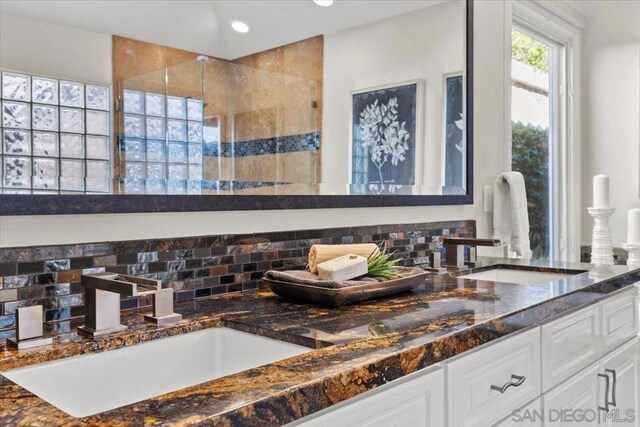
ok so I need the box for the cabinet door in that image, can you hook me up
[542,304,601,391]
[292,367,444,427]
[601,288,638,354]
[543,363,600,427]
[447,328,541,427]
[599,337,639,427]
[493,398,543,427]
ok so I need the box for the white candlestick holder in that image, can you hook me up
[621,243,640,268]
[588,207,615,265]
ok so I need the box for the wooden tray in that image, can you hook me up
[262,267,430,307]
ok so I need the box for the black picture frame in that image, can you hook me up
[443,74,465,195]
[0,0,473,216]
[350,80,422,196]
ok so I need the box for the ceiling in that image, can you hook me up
[0,0,445,59]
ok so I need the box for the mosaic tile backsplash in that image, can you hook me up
[0,220,475,342]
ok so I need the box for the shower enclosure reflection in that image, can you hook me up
[117,55,319,195]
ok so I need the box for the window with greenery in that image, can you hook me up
[511,30,551,259]
[512,122,549,259]
[512,31,549,73]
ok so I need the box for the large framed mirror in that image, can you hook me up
[0,0,473,214]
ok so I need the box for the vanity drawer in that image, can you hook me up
[292,366,444,427]
[600,287,638,354]
[446,328,541,427]
[542,362,601,427]
[541,304,600,391]
[492,398,542,427]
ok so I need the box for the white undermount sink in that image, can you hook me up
[2,327,311,418]
[461,268,579,286]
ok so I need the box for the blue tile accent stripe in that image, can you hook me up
[203,132,319,157]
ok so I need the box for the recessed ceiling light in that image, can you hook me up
[313,0,334,7]
[231,21,250,33]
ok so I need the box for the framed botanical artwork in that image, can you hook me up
[349,80,424,195]
[441,73,466,195]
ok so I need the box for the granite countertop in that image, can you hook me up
[1,258,639,426]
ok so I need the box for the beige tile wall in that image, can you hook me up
[113,35,324,189]
[230,36,323,143]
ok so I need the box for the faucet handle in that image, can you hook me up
[7,305,53,350]
[430,252,442,268]
[144,288,182,325]
[426,252,447,274]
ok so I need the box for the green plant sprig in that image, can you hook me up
[367,245,400,279]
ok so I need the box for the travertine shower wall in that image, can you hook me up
[231,35,323,142]
[113,35,323,192]
[112,36,200,85]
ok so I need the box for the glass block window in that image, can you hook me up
[0,71,111,193]
[119,89,204,195]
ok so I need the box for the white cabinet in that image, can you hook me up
[601,290,638,354]
[543,362,601,426]
[291,367,444,427]
[292,287,638,427]
[636,283,640,326]
[493,398,543,427]
[542,304,601,391]
[544,336,639,427]
[599,337,639,426]
[541,288,638,392]
[446,328,541,427]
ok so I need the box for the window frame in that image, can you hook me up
[507,0,584,262]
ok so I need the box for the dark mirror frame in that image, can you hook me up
[0,0,473,216]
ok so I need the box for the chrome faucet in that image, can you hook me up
[442,237,502,268]
[78,272,181,338]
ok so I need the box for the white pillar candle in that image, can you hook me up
[593,174,610,208]
[628,208,640,244]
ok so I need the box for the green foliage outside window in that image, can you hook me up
[511,121,549,260]
[512,31,549,73]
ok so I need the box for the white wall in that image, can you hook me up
[0,2,510,248]
[0,13,112,84]
[579,0,640,246]
[322,1,464,192]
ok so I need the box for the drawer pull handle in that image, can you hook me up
[598,373,610,412]
[605,369,617,407]
[490,374,526,393]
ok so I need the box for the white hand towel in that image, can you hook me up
[493,172,533,259]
